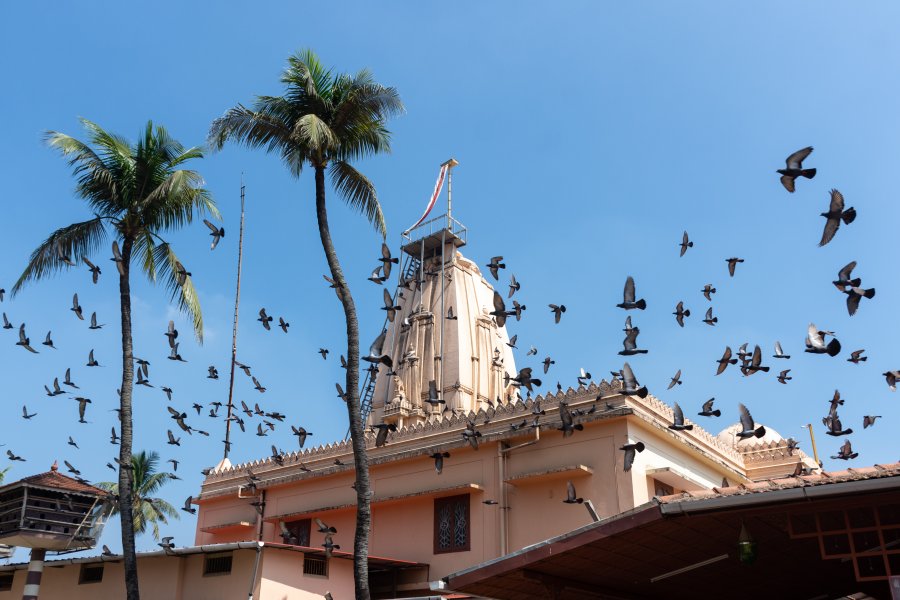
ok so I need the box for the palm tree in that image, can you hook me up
[209,49,402,599]
[98,450,179,541]
[13,119,216,600]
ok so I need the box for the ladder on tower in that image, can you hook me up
[350,252,421,437]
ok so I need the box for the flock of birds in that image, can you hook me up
[359,147,896,510]
[1,146,896,556]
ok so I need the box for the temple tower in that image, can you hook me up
[365,218,517,429]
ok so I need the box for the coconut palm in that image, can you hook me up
[209,49,402,599]
[13,119,216,600]
[98,450,179,541]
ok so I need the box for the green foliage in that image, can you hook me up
[13,118,218,341]
[98,451,179,541]
[208,49,403,238]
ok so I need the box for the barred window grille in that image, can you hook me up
[434,494,470,554]
[203,552,233,576]
[303,554,328,577]
[78,565,104,584]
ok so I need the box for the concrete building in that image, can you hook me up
[2,221,865,600]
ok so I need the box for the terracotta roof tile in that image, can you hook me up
[656,461,900,504]
[1,470,106,496]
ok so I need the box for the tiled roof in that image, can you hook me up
[657,461,900,504]
[1,470,107,496]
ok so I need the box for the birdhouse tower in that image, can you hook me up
[0,462,111,552]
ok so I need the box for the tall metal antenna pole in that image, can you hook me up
[223,177,247,460]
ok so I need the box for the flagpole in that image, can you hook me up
[442,158,459,228]
[438,158,458,409]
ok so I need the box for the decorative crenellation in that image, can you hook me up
[623,390,744,463]
[204,377,747,491]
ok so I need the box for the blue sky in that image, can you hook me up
[1,2,898,555]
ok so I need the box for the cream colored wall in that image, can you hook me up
[258,545,355,600]
[0,550,260,600]
[626,418,736,505]
[196,416,661,582]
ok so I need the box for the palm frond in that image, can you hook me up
[153,243,204,343]
[329,161,386,237]
[292,113,337,154]
[12,217,108,296]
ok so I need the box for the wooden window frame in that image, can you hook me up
[434,493,471,554]
[284,518,312,547]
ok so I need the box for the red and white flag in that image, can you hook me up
[404,163,448,234]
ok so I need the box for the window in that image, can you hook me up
[78,564,104,584]
[0,572,13,591]
[203,552,233,576]
[303,554,328,577]
[283,518,311,547]
[434,494,470,554]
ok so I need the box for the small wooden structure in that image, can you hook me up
[0,462,110,552]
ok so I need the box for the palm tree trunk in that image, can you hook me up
[314,165,370,600]
[118,237,140,600]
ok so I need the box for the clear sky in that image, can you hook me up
[1,2,898,557]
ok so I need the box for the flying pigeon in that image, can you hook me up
[679,231,693,257]
[203,219,225,250]
[725,258,744,277]
[673,301,690,327]
[777,369,792,384]
[620,442,645,472]
[549,304,566,324]
[667,370,682,390]
[71,293,84,320]
[558,401,583,438]
[619,327,648,356]
[831,440,858,461]
[819,189,855,247]
[843,286,875,317]
[619,362,648,398]
[381,288,401,322]
[736,403,766,439]
[182,496,196,515]
[83,256,101,284]
[668,402,693,431]
[833,261,861,291]
[847,349,866,364]
[805,323,841,357]
[773,341,790,359]
[486,256,505,280]
[777,146,816,193]
[715,346,738,375]
[617,276,646,310]
[16,324,38,353]
[431,451,450,474]
[563,481,583,504]
[258,308,273,330]
[701,284,716,301]
[697,398,720,417]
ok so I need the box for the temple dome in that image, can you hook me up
[716,422,785,447]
